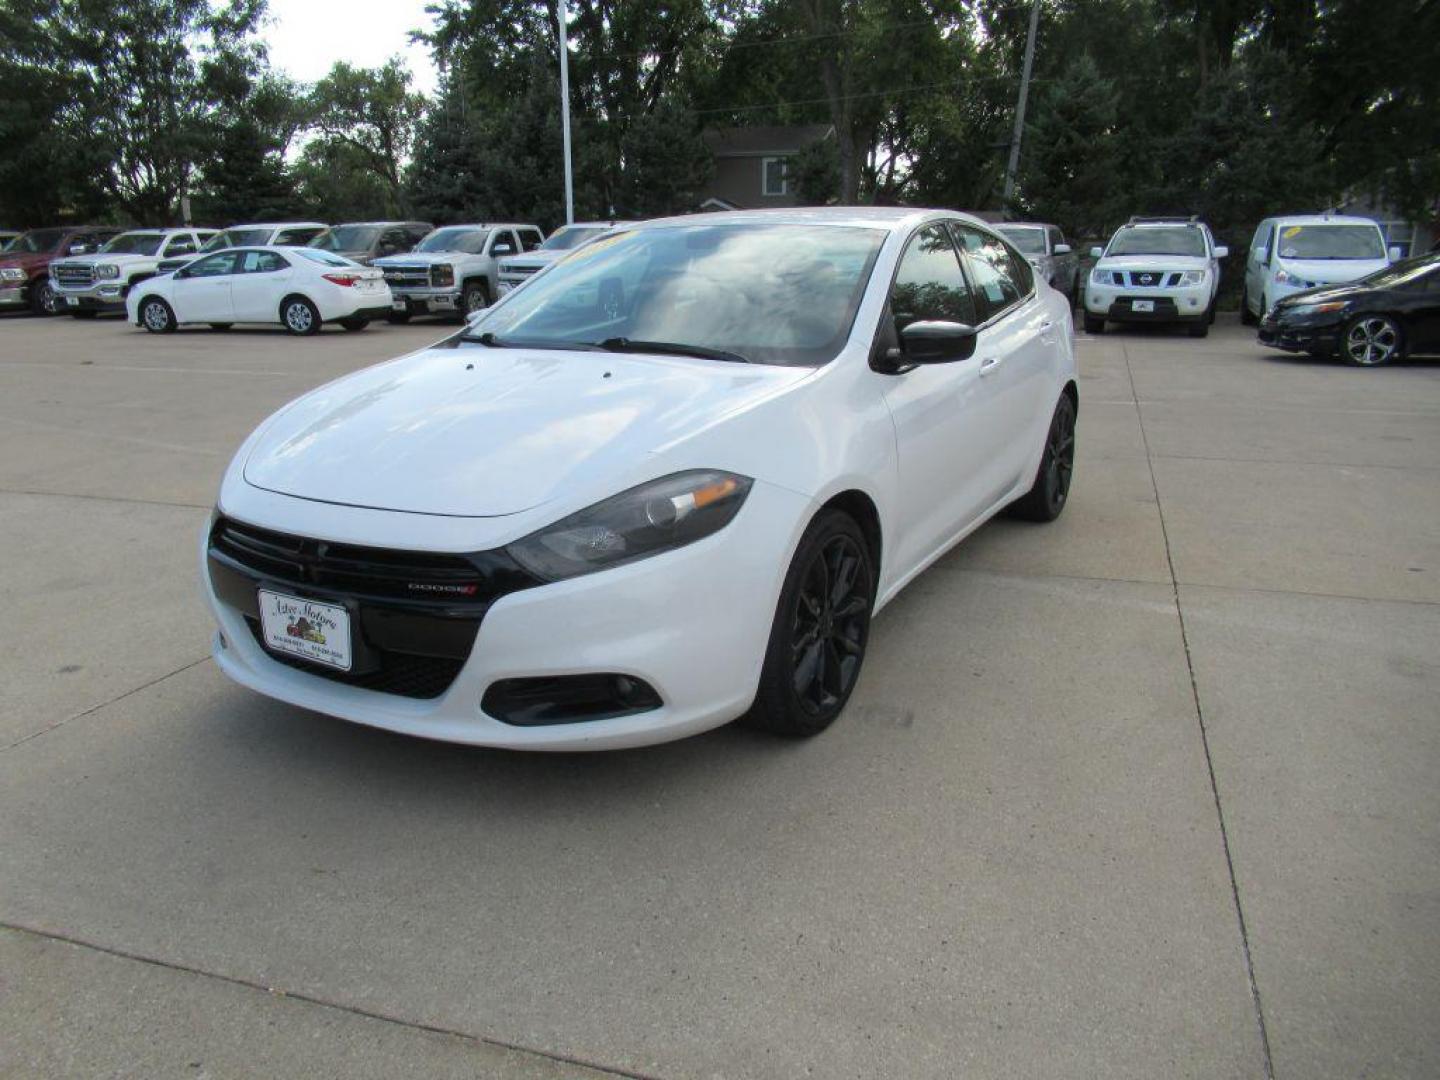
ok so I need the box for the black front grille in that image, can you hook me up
[210,517,541,701]
[1127,270,1163,287]
[244,619,464,699]
[54,264,94,287]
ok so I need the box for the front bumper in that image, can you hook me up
[1258,313,1344,356]
[54,283,127,311]
[1084,283,1210,322]
[0,284,28,307]
[390,287,461,314]
[203,481,809,750]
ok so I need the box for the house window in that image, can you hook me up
[762,156,789,197]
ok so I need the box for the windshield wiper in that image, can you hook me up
[596,337,749,364]
[458,331,604,351]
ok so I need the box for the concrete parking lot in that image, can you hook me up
[1,310,1436,1079]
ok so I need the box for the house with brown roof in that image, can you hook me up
[698,124,836,210]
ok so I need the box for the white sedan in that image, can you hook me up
[127,246,393,335]
[203,208,1077,749]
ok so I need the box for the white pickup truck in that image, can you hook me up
[496,221,634,296]
[50,228,217,317]
[374,223,544,322]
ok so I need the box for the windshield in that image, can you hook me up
[416,227,488,254]
[541,225,609,252]
[1359,253,1440,289]
[203,228,270,252]
[8,228,67,254]
[997,227,1046,255]
[467,223,886,367]
[1108,226,1206,257]
[100,233,166,256]
[311,225,379,252]
[1276,224,1385,260]
[294,249,358,267]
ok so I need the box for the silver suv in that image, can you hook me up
[996,222,1079,305]
[374,223,544,322]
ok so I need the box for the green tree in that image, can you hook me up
[303,59,426,215]
[1015,54,1121,236]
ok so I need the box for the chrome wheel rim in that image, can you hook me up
[1345,317,1398,366]
[1046,400,1076,513]
[285,302,313,333]
[142,301,169,331]
[39,281,60,314]
[790,534,871,716]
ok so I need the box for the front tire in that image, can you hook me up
[1240,288,1257,326]
[742,509,875,738]
[1342,314,1404,367]
[459,280,489,318]
[281,295,321,336]
[1083,312,1105,334]
[139,297,176,333]
[1187,316,1210,338]
[29,279,60,316]
[1010,393,1076,522]
[385,310,412,325]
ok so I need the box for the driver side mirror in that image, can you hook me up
[68,244,91,255]
[900,320,979,364]
[1387,246,1402,261]
[1214,245,1230,258]
[1090,246,1103,259]
[1054,243,1072,255]
[491,242,515,256]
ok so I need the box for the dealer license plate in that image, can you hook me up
[391,299,407,311]
[257,590,352,671]
[1132,299,1154,313]
[65,296,78,306]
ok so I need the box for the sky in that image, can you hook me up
[260,0,441,96]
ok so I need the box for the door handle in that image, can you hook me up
[979,355,1002,376]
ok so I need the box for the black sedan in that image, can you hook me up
[1259,252,1440,366]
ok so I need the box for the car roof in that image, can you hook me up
[327,221,432,228]
[996,222,1050,230]
[1264,214,1380,228]
[631,206,972,233]
[222,222,328,231]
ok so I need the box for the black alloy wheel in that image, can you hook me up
[1011,394,1076,522]
[744,510,875,737]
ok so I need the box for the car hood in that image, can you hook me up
[1097,254,1210,271]
[374,252,460,267]
[53,252,158,268]
[1275,280,1374,309]
[242,345,810,517]
[1272,257,1388,285]
[0,252,51,272]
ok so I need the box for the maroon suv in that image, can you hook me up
[0,226,124,315]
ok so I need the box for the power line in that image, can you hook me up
[692,72,1044,117]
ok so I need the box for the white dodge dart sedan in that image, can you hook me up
[127,246,393,334]
[204,209,1077,749]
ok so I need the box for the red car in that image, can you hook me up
[0,226,124,315]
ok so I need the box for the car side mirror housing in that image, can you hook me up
[1053,243,1071,255]
[492,243,514,256]
[1387,246,1402,261]
[1214,245,1230,258]
[900,320,979,364]
[1089,246,1103,259]
[68,244,90,255]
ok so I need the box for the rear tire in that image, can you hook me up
[1083,312,1105,334]
[385,310,411,325]
[741,509,875,738]
[1010,393,1076,522]
[280,295,321,336]
[339,317,369,331]
[139,297,176,334]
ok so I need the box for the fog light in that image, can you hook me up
[482,674,662,726]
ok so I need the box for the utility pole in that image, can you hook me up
[558,0,575,225]
[1001,0,1041,208]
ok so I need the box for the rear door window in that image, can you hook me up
[164,235,197,257]
[240,250,289,273]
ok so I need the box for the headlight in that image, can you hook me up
[1286,300,1347,316]
[1090,267,1111,286]
[0,267,24,281]
[1274,267,1305,286]
[1178,270,1207,286]
[97,264,120,279]
[506,470,753,582]
[431,264,455,287]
